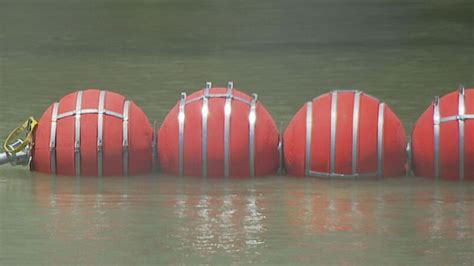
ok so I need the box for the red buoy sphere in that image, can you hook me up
[412,87,473,180]
[158,82,279,177]
[284,90,407,177]
[32,89,153,176]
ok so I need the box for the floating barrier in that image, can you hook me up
[284,90,407,177]
[158,82,280,177]
[31,89,154,176]
[411,86,473,180]
[0,84,472,180]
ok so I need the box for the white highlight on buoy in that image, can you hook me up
[224,103,231,116]
[201,104,209,118]
[249,111,256,124]
[178,112,185,123]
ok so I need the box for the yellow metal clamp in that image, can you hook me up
[3,117,38,155]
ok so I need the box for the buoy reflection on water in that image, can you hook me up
[30,175,473,264]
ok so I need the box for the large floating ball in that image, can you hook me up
[412,87,473,180]
[158,82,279,177]
[32,89,154,176]
[284,90,407,177]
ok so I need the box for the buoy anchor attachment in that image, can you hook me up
[0,117,38,167]
[0,150,30,166]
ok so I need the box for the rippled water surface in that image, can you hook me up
[1,0,473,264]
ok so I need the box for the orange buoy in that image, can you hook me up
[411,86,473,180]
[284,90,407,177]
[158,82,280,177]
[32,89,154,176]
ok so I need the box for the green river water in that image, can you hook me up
[0,0,473,265]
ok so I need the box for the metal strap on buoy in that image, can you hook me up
[377,103,385,177]
[433,96,441,179]
[277,122,284,174]
[48,91,132,176]
[432,85,472,180]
[177,81,258,177]
[305,90,385,178]
[74,91,83,176]
[122,100,130,176]
[97,90,106,176]
[223,82,233,177]
[458,87,465,180]
[304,100,312,176]
[178,92,186,177]
[249,93,258,177]
[352,91,361,174]
[329,91,338,174]
[50,103,59,174]
[201,82,211,177]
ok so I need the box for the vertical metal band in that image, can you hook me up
[201,82,211,177]
[97,90,106,177]
[49,102,59,175]
[122,100,130,176]
[458,86,465,180]
[352,91,361,175]
[330,91,338,174]
[152,120,158,170]
[433,97,440,179]
[305,101,313,176]
[406,139,412,175]
[278,122,283,174]
[178,93,186,176]
[74,91,83,176]
[223,82,233,177]
[249,93,258,177]
[377,103,385,177]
